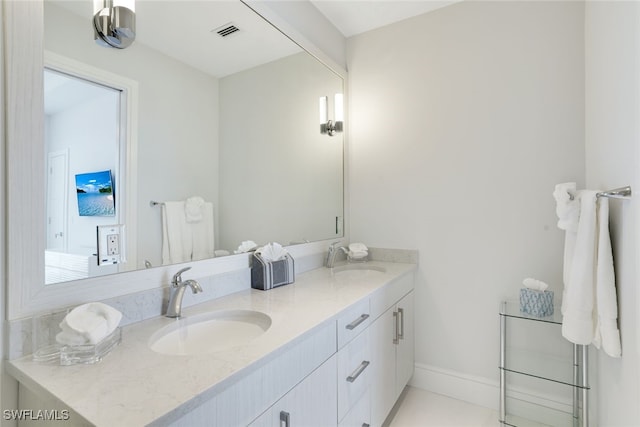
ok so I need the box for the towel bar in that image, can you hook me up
[567,185,632,201]
[150,200,165,207]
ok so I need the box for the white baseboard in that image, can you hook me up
[409,363,574,415]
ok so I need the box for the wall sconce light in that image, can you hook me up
[319,94,344,136]
[93,0,136,49]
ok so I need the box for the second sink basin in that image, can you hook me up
[149,310,272,356]
[332,264,387,276]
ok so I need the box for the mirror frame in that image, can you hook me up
[4,0,348,320]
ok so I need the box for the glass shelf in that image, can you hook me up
[500,347,588,389]
[500,300,562,325]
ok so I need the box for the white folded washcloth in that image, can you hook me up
[256,242,287,262]
[56,303,122,346]
[348,243,369,253]
[348,250,369,260]
[553,183,580,232]
[235,240,257,254]
[185,196,205,224]
[523,278,549,292]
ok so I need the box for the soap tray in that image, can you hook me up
[33,328,122,366]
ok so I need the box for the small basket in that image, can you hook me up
[520,288,554,317]
[251,252,295,291]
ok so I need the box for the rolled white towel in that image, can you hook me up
[523,277,549,292]
[56,302,122,345]
[185,196,205,223]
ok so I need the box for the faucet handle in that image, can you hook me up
[172,266,192,286]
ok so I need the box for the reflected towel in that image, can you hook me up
[191,202,215,261]
[185,196,205,223]
[162,201,191,265]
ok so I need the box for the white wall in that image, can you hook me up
[218,52,343,250]
[44,3,219,268]
[347,0,585,406]
[585,1,640,425]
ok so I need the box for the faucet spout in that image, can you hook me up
[325,241,346,268]
[166,268,203,318]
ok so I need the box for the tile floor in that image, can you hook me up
[387,386,500,427]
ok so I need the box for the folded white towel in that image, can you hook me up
[56,303,122,346]
[256,242,287,262]
[349,243,368,253]
[185,196,205,224]
[523,278,549,292]
[235,240,258,254]
[348,250,369,260]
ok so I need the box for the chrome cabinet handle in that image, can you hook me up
[398,307,404,340]
[362,424,370,427]
[346,313,370,330]
[393,311,399,344]
[280,411,290,427]
[346,360,370,383]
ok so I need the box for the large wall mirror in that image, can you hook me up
[42,0,345,285]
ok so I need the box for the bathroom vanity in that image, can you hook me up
[7,261,415,427]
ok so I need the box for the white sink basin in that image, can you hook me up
[332,264,387,275]
[149,310,272,356]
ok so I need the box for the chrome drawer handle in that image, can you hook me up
[280,411,290,427]
[393,311,399,344]
[398,307,404,340]
[362,424,370,427]
[346,360,370,383]
[346,313,369,330]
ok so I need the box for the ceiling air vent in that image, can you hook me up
[212,23,240,38]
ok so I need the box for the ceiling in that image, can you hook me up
[310,0,462,38]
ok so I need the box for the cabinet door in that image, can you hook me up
[369,307,396,427]
[253,355,338,427]
[396,291,414,398]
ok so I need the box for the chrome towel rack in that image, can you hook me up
[568,185,632,201]
[149,200,165,207]
[596,186,632,200]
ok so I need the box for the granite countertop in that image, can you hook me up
[7,261,415,426]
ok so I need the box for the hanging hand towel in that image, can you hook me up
[185,196,205,223]
[191,202,215,261]
[561,191,621,357]
[161,201,192,265]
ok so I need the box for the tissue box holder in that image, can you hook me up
[251,252,295,291]
[520,288,554,317]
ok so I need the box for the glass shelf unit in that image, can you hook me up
[499,301,589,427]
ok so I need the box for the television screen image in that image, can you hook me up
[75,170,115,216]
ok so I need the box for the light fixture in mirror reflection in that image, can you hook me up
[319,93,344,136]
[93,0,136,49]
[43,0,345,285]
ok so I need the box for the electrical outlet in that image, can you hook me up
[107,234,119,255]
[97,225,125,265]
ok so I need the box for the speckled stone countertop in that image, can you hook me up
[7,261,415,426]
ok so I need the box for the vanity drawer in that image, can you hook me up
[337,328,371,422]
[337,298,371,349]
[339,390,371,427]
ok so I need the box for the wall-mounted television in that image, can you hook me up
[75,170,115,216]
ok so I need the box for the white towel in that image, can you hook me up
[161,201,191,265]
[185,196,205,223]
[56,303,122,345]
[161,200,214,265]
[191,202,215,261]
[554,183,580,312]
[560,191,621,357]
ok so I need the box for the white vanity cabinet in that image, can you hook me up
[249,355,338,427]
[370,288,415,427]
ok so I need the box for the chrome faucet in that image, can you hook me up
[165,267,203,318]
[325,241,347,268]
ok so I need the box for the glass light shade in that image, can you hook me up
[319,96,328,125]
[334,93,344,122]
